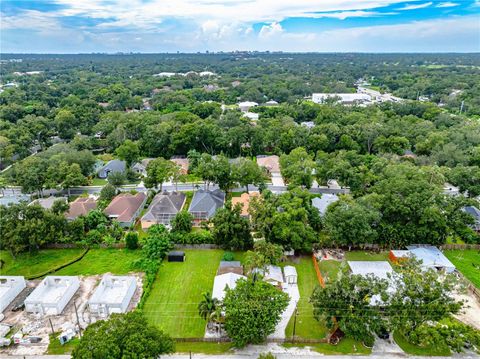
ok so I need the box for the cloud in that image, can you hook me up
[259,22,283,38]
[397,2,432,10]
[435,1,459,7]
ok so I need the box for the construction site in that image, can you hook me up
[0,273,143,356]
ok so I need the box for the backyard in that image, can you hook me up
[143,249,224,337]
[444,249,480,288]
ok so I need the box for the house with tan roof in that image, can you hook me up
[170,158,189,175]
[141,192,186,229]
[256,155,280,174]
[232,192,259,218]
[104,192,147,227]
[66,197,97,221]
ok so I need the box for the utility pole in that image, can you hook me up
[49,318,55,335]
[292,306,298,343]
[74,302,82,337]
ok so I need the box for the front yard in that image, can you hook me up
[143,249,224,337]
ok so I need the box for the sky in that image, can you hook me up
[1,0,479,53]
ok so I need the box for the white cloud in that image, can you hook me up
[435,2,459,7]
[259,22,283,38]
[397,2,432,10]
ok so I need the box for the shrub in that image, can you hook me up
[125,231,139,250]
[222,252,235,261]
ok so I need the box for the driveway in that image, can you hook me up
[271,172,285,187]
[268,283,300,339]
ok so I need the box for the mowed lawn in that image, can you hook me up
[285,256,328,340]
[56,248,142,276]
[344,250,390,261]
[143,249,224,338]
[0,249,84,277]
[444,250,480,288]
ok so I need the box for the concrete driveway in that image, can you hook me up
[268,283,300,339]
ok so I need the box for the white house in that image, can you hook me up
[0,276,26,313]
[255,265,284,286]
[348,261,395,305]
[212,273,246,301]
[283,266,297,284]
[312,93,371,105]
[406,245,456,273]
[88,275,137,316]
[243,112,259,121]
[25,276,80,315]
[238,101,258,113]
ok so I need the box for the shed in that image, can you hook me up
[254,265,284,286]
[168,251,185,262]
[406,245,456,273]
[0,276,26,313]
[283,266,298,284]
[25,276,80,315]
[88,275,137,317]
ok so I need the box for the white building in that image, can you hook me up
[406,246,456,273]
[88,275,137,316]
[0,276,26,313]
[153,72,176,78]
[312,93,371,105]
[212,273,246,301]
[283,266,297,284]
[258,265,284,286]
[265,100,279,106]
[243,112,259,121]
[300,121,315,129]
[238,101,258,112]
[25,276,80,315]
[348,261,395,305]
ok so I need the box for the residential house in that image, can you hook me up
[444,183,461,196]
[312,194,339,216]
[30,196,67,210]
[131,158,154,177]
[140,192,186,229]
[463,206,480,233]
[254,265,284,287]
[66,197,97,221]
[300,121,315,129]
[243,112,259,121]
[212,273,246,301]
[170,157,189,175]
[238,101,258,113]
[390,246,456,273]
[312,93,371,105]
[265,100,279,106]
[97,160,126,179]
[256,155,280,174]
[104,192,147,227]
[188,189,225,226]
[217,261,244,276]
[348,261,395,304]
[231,192,259,218]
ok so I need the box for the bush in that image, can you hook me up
[171,210,193,233]
[222,252,235,261]
[171,229,214,244]
[125,231,139,249]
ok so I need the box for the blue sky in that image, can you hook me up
[1,0,479,53]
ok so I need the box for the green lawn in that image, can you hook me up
[175,342,234,354]
[47,334,80,355]
[143,249,224,337]
[0,249,84,277]
[55,248,142,275]
[393,331,451,356]
[284,338,372,355]
[319,260,342,284]
[344,251,389,261]
[285,256,328,340]
[443,250,480,288]
[90,177,107,186]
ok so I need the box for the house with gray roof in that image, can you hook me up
[312,194,339,216]
[188,189,225,226]
[30,196,67,210]
[97,160,126,179]
[141,192,186,229]
[463,206,480,233]
[131,158,154,177]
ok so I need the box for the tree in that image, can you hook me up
[72,311,175,359]
[194,153,216,189]
[198,291,219,321]
[55,109,76,140]
[115,140,140,167]
[310,267,389,345]
[244,240,284,274]
[51,199,69,215]
[107,171,126,187]
[62,163,86,197]
[142,225,173,260]
[99,183,117,203]
[124,231,139,250]
[233,158,266,193]
[324,197,381,248]
[144,157,174,191]
[222,278,289,347]
[280,147,315,188]
[211,203,253,251]
[213,155,235,192]
[171,210,193,233]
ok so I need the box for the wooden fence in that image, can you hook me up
[312,254,325,288]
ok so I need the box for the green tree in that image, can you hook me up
[115,140,140,167]
[233,158,266,193]
[213,154,235,192]
[55,109,76,140]
[222,278,289,347]
[211,202,253,251]
[62,163,86,197]
[72,311,175,359]
[144,157,174,191]
[171,210,193,233]
[99,183,117,204]
[280,147,315,188]
[198,291,219,321]
[142,225,173,260]
[124,231,139,250]
[107,171,127,187]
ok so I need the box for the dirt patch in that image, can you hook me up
[314,249,344,261]
[0,273,143,356]
[454,291,480,330]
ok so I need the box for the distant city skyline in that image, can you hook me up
[1,0,479,53]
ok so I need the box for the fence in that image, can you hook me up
[311,254,325,288]
[27,248,90,280]
[440,244,480,250]
[173,337,327,344]
[174,244,221,250]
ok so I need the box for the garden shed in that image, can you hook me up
[168,251,185,262]
[88,275,137,316]
[0,276,26,313]
[283,266,298,284]
[25,276,80,315]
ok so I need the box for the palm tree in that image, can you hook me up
[198,291,219,321]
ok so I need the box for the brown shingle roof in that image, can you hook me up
[104,193,146,223]
[256,155,280,173]
[66,197,97,220]
[170,158,189,174]
[231,192,259,217]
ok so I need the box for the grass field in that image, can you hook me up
[285,256,328,340]
[344,251,389,261]
[393,331,450,356]
[444,249,480,288]
[319,260,342,283]
[143,249,224,338]
[175,342,234,354]
[47,334,80,355]
[55,248,142,275]
[283,338,372,355]
[0,249,84,277]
